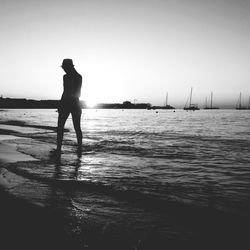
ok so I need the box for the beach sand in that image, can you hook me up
[0,131,83,250]
[0,187,83,250]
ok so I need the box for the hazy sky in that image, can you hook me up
[1,0,250,107]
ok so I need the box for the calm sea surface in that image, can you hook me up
[1,108,250,246]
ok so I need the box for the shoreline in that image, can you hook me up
[1,121,250,249]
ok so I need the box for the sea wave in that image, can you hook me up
[1,110,250,218]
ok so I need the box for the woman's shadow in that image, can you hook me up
[49,148,82,180]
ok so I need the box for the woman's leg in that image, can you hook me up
[57,110,70,151]
[72,109,82,148]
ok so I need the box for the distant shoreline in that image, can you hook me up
[0,97,172,109]
[1,97,248,110]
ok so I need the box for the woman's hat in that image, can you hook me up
[61,58,74,67]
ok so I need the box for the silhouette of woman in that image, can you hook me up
[56,59,82,152]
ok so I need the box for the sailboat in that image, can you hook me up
[149,92,175,109]
[204,92,219,109]
[163,92,175,109]
[236,93,247,110]
[184,87,199,111]
[204,97,209,109]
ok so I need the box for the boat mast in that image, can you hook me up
[210,92,213,109]
[239,92,242,109]
[165,92,168,107]
[189,87,193,107]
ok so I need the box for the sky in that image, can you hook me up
[0,0,250,108]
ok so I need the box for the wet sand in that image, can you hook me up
[0,130,82,250]
[0,187,83,250]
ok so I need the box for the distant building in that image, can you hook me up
[95,101,151,109]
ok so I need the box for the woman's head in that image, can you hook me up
[61,58,74,73]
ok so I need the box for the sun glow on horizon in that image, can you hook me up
[85,99,98,108]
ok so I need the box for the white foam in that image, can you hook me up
[0,142,37,163]
[0,134,21,141]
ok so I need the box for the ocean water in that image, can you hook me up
[1,108,250,248]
